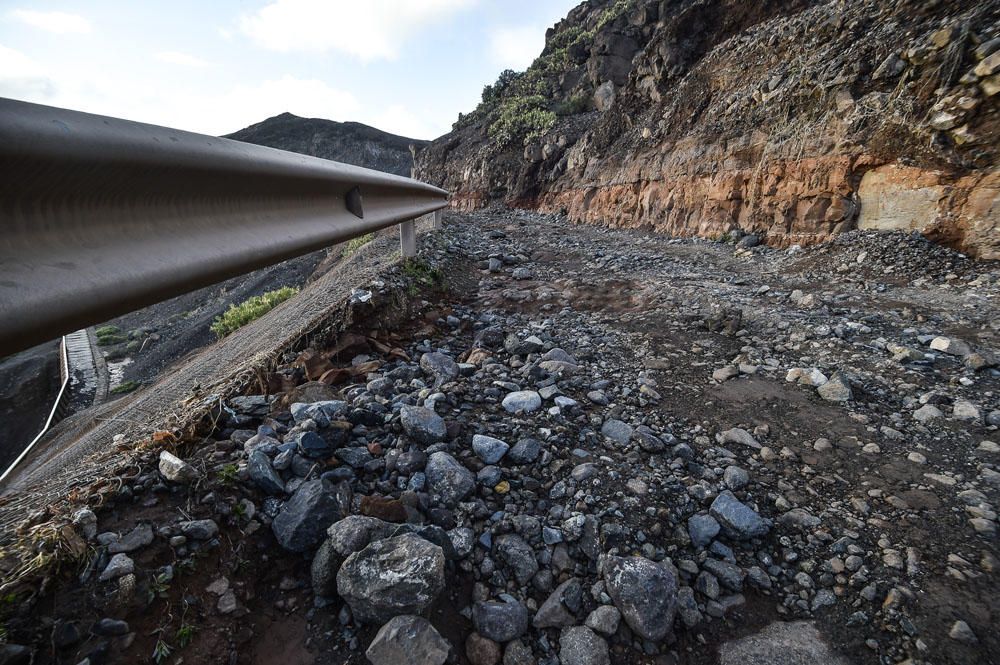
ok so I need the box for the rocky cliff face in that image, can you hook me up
[227,112,425,177]
[416,0,1000,258]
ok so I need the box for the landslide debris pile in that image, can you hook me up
[3,211,997,665]
[417,0,999,257]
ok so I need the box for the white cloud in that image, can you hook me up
[489,24,545,71]
[10,9,91,34]
[0,44,57,100]
[238,0,475,60]
[372,104,443,141]
[155,51,210,68]
[208,76,361,134]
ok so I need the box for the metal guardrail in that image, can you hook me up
[0,98,449,358]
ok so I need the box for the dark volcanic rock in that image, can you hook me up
[272,480,347,552]
[602,556,678,642]
[336,533,446,623]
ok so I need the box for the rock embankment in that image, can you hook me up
[417,0,999,257]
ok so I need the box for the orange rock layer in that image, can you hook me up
[450,156,999,259]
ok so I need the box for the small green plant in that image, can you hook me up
[216,463,239,486]
[342,233,375,258]
[210,286,299,338]
[146,572,171,604]
[176,624,195,648]
[402,258,443,287]
[95,325,126,346]
[233,501,247,520]
[111,380,139,395]
[152,639,172,664]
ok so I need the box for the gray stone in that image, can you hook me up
[400,405,447,444]
[600,419,633,445]
[366,615,450,665]
[495,534,538,585]
[533,578,582,628]
[248,450,285,495]
[718,427,761,449]
[337,534,445,623]
[272,480,347,552]
[501,391,542,414]
[703,559,745,591]
[817,372,853,402]
[473,435,510,464]
[99,553,134,581]
[421,352,459,386]
[687,514,721,548]
[158,450,198,484]
[723,466,749,490]
[603,556,678,642]
[718,621,850,665]
[290,400,348,426]
[585,605,621,636]
[426,452,474,506]
[108,523,153,554]
[507,438,541,464]
[559,626,610,665]
[472,600,529,643]
[710,491,771,540]
[295,431,333,459]
[949,620,978,644]
[180,519,219,540]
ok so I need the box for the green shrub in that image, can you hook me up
[488,96,557,148]
[342,233,375,258]
[96,325,125,346]
[210,286,299,338]
[555,93,591,116]
[111,380,139,394]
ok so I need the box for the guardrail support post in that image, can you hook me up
[432,209,443,229]
[400,219,417,258]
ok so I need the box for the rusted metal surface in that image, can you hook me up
[0,98,448,357]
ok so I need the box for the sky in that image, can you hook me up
[0,0,580,140]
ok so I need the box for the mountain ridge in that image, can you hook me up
[226,112,426,177]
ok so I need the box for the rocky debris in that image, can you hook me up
[719,621,850,665]
[336,533,445,623]
[11,210,1000,665]
[366,615,450,665]
[157,450,198,484]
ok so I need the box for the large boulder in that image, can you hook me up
[602,556,678,642]
[425,452,474,506]
[337,534,446,623]
[365,615,450,665]
[271,480,348,552]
